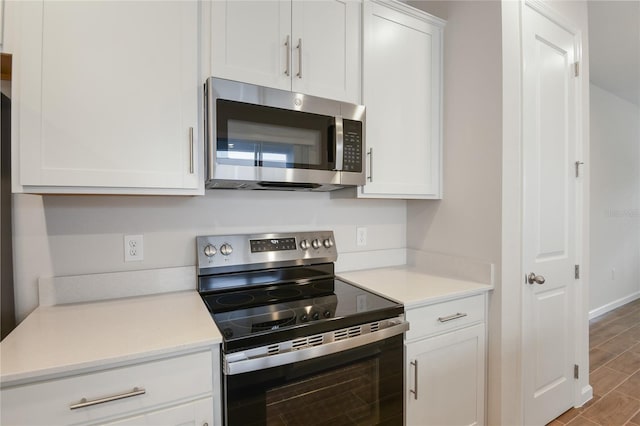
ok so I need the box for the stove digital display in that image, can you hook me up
[250,238,297,253]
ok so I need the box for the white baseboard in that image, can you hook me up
[589,291,640,320]
[578,385,593,408]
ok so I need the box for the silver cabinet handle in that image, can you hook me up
[437,312,468,323]
[527,272,546,285]
[189,127,194,174]
[285,35,290,76]
[410,360,418,400]
[296,38,303,78]
[69,387,146,410]
[367,148,373,182]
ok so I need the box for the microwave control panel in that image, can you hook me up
[342,119,363,172]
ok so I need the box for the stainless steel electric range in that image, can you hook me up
[196,231,408,426]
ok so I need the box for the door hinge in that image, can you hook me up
[574,364,579,379]
[575,265,580,279]
[575,161,584,177]
[574,61,580,77]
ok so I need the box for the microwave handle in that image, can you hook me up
[205,78,215,181]
[334,116,344,171]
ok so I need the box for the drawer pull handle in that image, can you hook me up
[69,387,146,410]
[437,312,468,323]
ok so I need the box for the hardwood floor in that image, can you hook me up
[548,298,640,426]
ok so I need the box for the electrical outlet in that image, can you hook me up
[356,227,367,247]
[124,235,144,262]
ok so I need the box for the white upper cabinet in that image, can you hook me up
[211,0,361,104]
[358,0,444,199]
[211,1,291,92]
[10,1,202,194]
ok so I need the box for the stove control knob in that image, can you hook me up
[323,310,331,318]
[323,238,334,248]
[312,311,320,321]
[311,239,321,249]
[300,314,309,322]
[300,240,309,250]
[220,243,233,256]
[204,244,217,257]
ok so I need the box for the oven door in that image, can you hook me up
[223,334,404,426]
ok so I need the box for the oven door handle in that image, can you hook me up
[223,319,409,375]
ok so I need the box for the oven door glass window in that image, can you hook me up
[223,335,403,425]
[216,99,335,170]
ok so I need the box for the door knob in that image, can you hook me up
[527,272,546,285]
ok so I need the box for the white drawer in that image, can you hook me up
[405,294,485,341]
[1,350,213,425]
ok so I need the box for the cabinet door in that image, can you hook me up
[16,1,200,193]
[212,0,291,91]
[103,397,213,426]
[406,324,485,426]
[360,0,443,198]
[291,0,361,103]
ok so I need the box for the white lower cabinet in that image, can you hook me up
[405,295,487,426]
[0,350,216,426]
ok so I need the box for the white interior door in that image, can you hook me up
[522,4,580,425]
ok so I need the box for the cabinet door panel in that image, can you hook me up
[406,324,485,426]
[18,1,199,191]
[104,397,213,426]
[291,0,360,103]
[360,1,442,198]
[212,0,291,91]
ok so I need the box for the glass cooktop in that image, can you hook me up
[201,278,403,352]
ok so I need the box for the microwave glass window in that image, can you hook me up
[222,120,322,167]
[216,99,334,170]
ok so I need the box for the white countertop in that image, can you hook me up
[339,265,493,309]
[1,264,490,388]
[0,291,221,387]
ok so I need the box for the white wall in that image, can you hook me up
[589,83,640,315]
[12,191,406,321]
[405,1,504,423]
[405,1,502,265]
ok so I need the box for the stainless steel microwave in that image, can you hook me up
[204,77,365,191]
